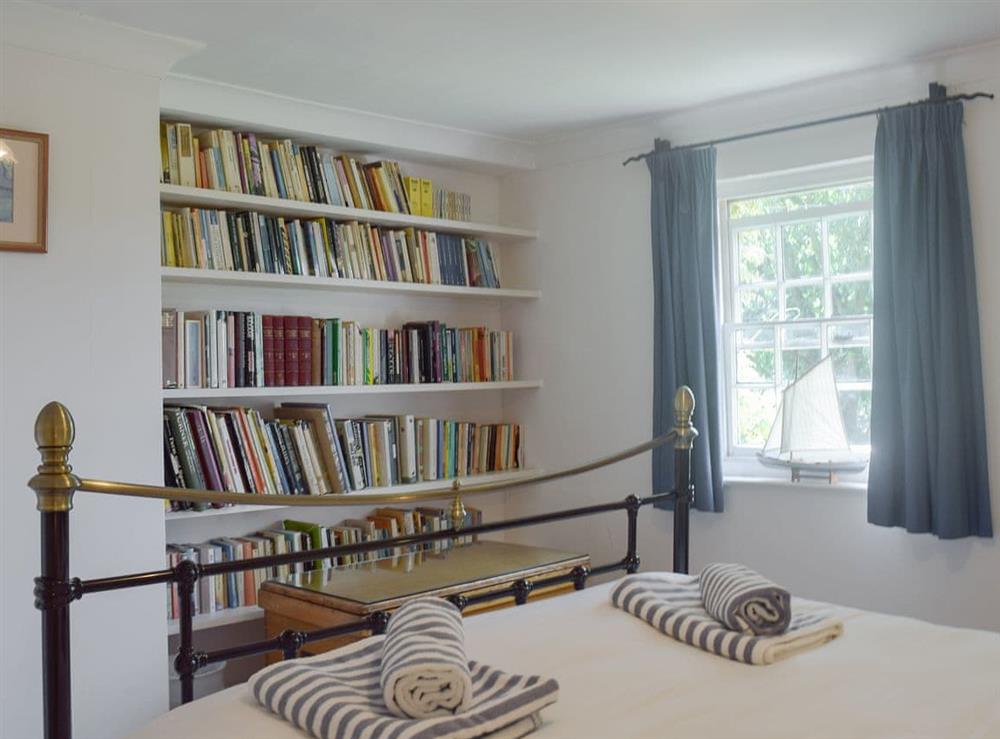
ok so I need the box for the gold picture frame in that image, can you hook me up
[0,127,49,253]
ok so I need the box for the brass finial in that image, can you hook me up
[672,386,699,450]
[449,492,467,532]
[28,402,80,512]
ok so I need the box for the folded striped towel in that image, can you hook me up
[699,563,791,635]
[611,573,842,665]
[381,598,473,718]
[250,637,559,739]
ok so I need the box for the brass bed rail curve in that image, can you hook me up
[28,386,698,739]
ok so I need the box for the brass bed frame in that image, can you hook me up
[28,386,698,739]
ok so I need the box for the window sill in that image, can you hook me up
[724,475,866,495]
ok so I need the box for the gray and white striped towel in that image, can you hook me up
[249,636,559,739]
[699,563,790,635]
[611,573,842,665]
[381,598,473,718]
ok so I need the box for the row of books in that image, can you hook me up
[434,189,472,222]
[160,122,472,222]
[161,207,501,287]
[164,403,524,504]
[166,507,482,619]
[162,310,515,390]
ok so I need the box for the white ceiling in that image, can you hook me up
[31,1,1000,140]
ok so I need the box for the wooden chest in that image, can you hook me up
[260,540,589,661]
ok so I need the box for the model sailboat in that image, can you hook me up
[758,355,867,482]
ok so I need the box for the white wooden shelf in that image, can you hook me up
[167,605,263,636]
[160,267,540,300]
[160,184,538,242]
[164,468,543,523]
[162,380,541,402]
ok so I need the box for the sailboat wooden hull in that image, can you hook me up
[757,451,868,483]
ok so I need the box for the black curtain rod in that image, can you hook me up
[622,86,994,167]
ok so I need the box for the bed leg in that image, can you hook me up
[624,495,641,573]
[174,559,200,704]
[29,402,81,739]
[671,387,697,575]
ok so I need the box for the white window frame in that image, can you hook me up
[716,159,874,481]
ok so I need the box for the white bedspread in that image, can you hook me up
[133,579,1000,739]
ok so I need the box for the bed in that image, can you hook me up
[132,578,1000,739]
[25,387,1000,739]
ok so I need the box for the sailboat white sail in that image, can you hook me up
[758,355,867,481]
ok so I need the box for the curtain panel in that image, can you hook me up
[648,146,724,512]
[868,102,992,539]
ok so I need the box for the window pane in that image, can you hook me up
[831,347,872,381]
[784,284,824,320]
[737,350,775,383]
[729,182,873,220]
[736,228,776,284]
[839,389,872,445]
[827,321,870,346]
[832,280,873,316]
[829,213,872,274]
[739,287,778,322]
[736,327,774,348]
[782,348,822,383]
[736,387,777,447]
[782,324,821,348]
[782,221,822,278]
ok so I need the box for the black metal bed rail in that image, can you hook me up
[27,386,698,739]
[174,491,671,696]
[75,492,669,596]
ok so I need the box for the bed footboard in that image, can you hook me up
[28,387,697,739]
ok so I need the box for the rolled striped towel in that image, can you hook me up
[611,573,842,665]
[250,636,559,739]
[699,563,790,636]
[380,597,473,718]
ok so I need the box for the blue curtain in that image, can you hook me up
[648,146,724,512]
[868,102,992,539]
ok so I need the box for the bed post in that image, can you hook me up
[671,386,697,574]
[29,402,81,739]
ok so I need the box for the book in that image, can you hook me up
[163,309,515,389]
[164,404,521,509]
[160,207,503,288]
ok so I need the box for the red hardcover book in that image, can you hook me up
[273,316,286,386]
[284,316,299,387]
[262,315,275,387]
[184,408,224,492]
[298,316,313,386]
[312,318,323,386]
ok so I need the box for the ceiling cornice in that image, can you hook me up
[1,0,201,79]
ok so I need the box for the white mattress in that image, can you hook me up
[132,579,1000,739]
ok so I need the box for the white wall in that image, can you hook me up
[0,6,196,738]
[500,41,1000,632]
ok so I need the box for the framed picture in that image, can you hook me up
[0,128,49,253]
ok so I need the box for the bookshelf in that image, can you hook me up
[160,184,538,241]
[168,604,263,636]
[160,116,539,638]
[163,468,543,522]
[161,267,541,301]
[163,380,542,402]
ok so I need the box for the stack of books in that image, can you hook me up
[166,506,482,619]
[162,310,514,390]
[160,122,423,214]
[161,207,501,287]
[163,403,523,504]
[433,188,472,222]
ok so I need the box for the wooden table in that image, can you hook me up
[260,540,589,660]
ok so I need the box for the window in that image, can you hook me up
[720,181,874,458]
